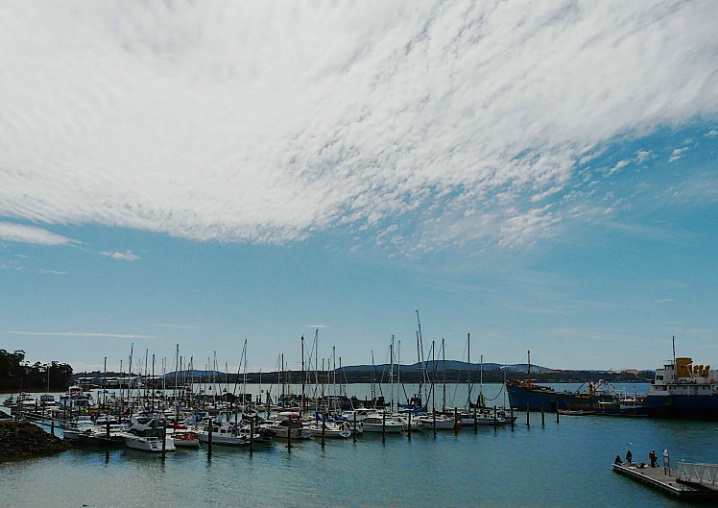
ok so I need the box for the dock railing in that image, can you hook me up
[678,462,718,487]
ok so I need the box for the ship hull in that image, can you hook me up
[643,394,718,419]
[506,383,613,412]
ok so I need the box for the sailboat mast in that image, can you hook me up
[467,333,472,408]
[332,346,337,412]
[242,340,248,408]
[119,359,124,409]
[416,333,422,405]
[480,354,484,407]
[370,350,376,405]
[397,340,401,387]
[432,340,436,413]
[173,344,179,404]
[442,338,447,412]
[127,343,134,411]
[527,350,531,383]
[416,310,426,403]
[390,336,395,413]
[281,353,285,404]
[301,336,306,414]
[103,356,107,408]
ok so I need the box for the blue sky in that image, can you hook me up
[1,1,717,374]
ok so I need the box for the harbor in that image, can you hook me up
[3,344,718,506]
[2,384,717,508]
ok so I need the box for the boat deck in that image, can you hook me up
[612,463,718,498]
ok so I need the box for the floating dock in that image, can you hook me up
[613,462,718,499]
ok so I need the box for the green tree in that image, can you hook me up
[0,350,73,390]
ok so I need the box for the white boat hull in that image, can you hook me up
[416,416,456,430]
[198,431,250,446]
[123,434,176,453]
[361,417,404,434]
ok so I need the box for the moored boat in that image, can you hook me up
[506,377,617,412]
[262,412,313,440]
[458,407,517,426]
[415,413,456,430]
[642,355,718,419]
[58,385,94,411]
[306,413,354,438]
[169,429,200,448]
[361,414,404,434]
[196,421,255,446]
[120,413,175,453]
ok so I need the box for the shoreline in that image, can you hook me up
[0,421,73,461]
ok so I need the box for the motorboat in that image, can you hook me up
[170,429,201,448]
[415,413,456,430]
[262,412,312,440]
[361,414,404,434]
[458,407,516,426]
[196,421,255,446]
[120,413,175,453]
[340,408,381,422]
[59,385,94,411]
[74,422,128,446]
[306,415,353,438]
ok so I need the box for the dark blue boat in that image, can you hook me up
[506,378,617,412]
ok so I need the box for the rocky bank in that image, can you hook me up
[0,421,73,460]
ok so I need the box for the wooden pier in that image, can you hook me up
[613,462,718,499]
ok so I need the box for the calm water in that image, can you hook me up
[1,383,714,507]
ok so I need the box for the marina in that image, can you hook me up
[2,382,718,507]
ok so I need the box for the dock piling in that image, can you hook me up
[526,404,530,428]
[382,411,386,443]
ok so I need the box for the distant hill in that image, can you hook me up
[339,361,549,374]
[74,362,652,385]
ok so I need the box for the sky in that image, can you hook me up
[1,1,717,375]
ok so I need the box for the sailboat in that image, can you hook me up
[306,413,353,438]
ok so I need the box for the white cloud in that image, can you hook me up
[636,150,653,163]
[608,160,630,175]
[669,147,689,163]
[498,205,560,248]
[0,1,717,251]
[0,222,77,245]
[100,250,141,261]
[39,269,68,275]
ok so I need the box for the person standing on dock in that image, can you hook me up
[649,450,657,467]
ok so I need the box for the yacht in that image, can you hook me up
[120,413,175,453]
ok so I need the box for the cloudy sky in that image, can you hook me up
[1,1,717,375]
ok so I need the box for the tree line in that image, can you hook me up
[0,349,73,391]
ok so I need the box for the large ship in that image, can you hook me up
[507,345,718,419]
[642,356,718,419]
[505,352,619,412]
[505,377,618,413]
